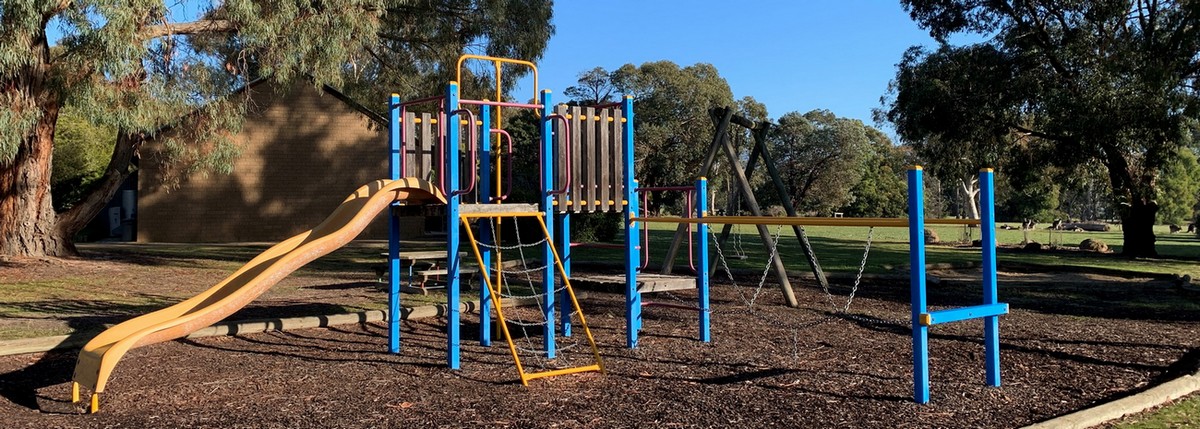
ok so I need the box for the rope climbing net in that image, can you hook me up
[460,212,604,385]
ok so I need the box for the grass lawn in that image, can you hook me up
[1114,392,1200,428]
[570,221,1200,277]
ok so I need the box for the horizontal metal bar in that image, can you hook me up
[632,215,981,228]
[458,211,545,219]
[635,186,696,192]
[458,99,543,109]
[459,203,539,214]
[522,364,603,381]
[919,303,1008,326]
[396,95,443,107]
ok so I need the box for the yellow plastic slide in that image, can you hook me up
[72,178,445,412]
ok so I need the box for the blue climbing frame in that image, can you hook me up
[908,166,1007,403]
[384,81,647,369]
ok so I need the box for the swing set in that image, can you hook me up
[627,106,1009,403]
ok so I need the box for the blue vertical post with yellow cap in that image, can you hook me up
[539,89,557,358]
[478,104,493,347]
[623,95,641,348]
[980,168,1001,386]
[387,93,403,354]
[444,81,462,369]
[908,166,930,403]
[696,176,711,342]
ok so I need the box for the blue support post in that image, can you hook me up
[980,168,1001,387]
[909,166,930,404]
[478,105,493,347]
[622,95,641,348]
[540,90,557,358]
[445,82,462,369]
[559,211,572,337]
[696,177,710,342]
[388,94,403,354]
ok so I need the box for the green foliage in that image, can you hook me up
[763,110,872,215]
[606,61,736,211]
[1158,147,1200,225]
[843,130,908,217]
[51,108,116,210]
[884,1,1200,256]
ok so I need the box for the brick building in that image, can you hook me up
[138,80,422,243]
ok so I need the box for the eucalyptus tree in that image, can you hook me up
[0,0,552,257]
[882,0,1200,257]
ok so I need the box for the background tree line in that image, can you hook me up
[12,1,1200,259]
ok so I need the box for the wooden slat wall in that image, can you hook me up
[598,109,611,212]
[402,112,438,184]
[546,105,629,214]
[611,108,625,210]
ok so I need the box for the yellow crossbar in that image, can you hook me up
[523,364,603,382]
[459,211,544,219]
[631,215,980,228]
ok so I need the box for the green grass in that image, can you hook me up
[568,222,1200,277]
[1114,393,1200,428]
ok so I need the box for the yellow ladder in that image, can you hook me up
[459,212,604,385]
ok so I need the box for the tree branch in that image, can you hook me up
[140,19,236,40]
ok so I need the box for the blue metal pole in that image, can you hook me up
[622,95,641,348]
[909,166,929,404]
[478,104,493,347]
[980,168,1001,387]
[540,90,557,358]
[559,211,572,337]
[696,177,710,342]
[388,93,402,354]
[445,82,461,369]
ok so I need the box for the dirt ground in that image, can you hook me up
[1,257,1198,428]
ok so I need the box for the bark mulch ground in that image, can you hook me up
[1,269,1198,428]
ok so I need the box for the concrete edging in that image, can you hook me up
[0,294,566,357]
[1023,369,1200,429]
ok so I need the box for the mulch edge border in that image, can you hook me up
[1022,369,1200,429]
[0,293,577,358]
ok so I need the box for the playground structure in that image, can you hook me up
[69,54,1008,412]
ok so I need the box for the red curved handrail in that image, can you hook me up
[448,109,478,197]
[489,128,515,202]
[544,114,571,195]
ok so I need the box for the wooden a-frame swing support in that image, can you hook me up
[660,107,830,307]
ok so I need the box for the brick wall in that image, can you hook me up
[138,81,426,242]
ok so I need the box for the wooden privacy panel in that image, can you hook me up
[402,112,439,183]
[552,105,626,213]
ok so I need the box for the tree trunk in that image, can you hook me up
[1120,200,1158,257]
[56,130,142,239]
[1102,141,1160,258]
[0,109,74,257]
[959,177,980,219]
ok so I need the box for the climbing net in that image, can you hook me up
[461,213,603,385]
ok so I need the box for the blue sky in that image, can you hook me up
[518,1,943,130]
[50,1,944,133]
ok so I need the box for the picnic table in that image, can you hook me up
[379,251,472,294]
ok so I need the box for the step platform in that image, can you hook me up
[570,273,697,294]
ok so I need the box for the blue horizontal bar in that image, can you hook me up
[920,303,1008,326]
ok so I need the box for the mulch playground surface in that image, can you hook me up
[1,271,1198,428]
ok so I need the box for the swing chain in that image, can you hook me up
[819,226,873,313]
